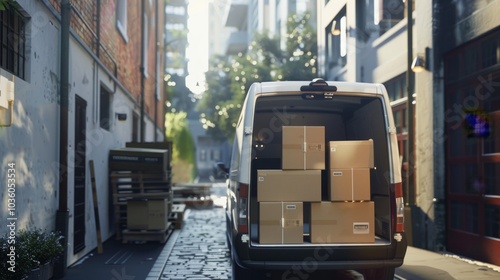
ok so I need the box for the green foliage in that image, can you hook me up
[19,229,64,265]
[0,0,20,11]
[165,112,196,182]
[0,229,64,280]
[198,12,317,141]
[0,234,32,279]
[165,73,196,113]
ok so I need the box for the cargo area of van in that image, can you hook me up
[248,93,396,247]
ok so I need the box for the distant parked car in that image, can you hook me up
[212,161,228,181]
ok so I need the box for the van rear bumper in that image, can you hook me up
[231,233,407,271]
[235,257,404,271]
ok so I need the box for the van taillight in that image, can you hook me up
[237,183,249,233]
[393,182,405,232]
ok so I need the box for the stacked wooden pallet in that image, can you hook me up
[172,182,214,207]
[109,144,174,243]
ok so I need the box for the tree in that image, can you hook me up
[165,112,196,182]
[165,73,196,114]
[198,12,317,141]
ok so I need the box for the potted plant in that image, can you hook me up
[0,234,34,280]
[18,228,64,280]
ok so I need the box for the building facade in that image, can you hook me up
[317,0,500,266]
[0,0,165,268]
[223,0,317,55]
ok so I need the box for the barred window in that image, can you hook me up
[0,4,26,79]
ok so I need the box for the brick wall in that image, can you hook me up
[48,0,165,132]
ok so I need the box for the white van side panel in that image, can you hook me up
[238,83,262,185]
[379,84,402,184]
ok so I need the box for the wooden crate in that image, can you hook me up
[170,204,187,229]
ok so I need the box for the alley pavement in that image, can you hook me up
[146,207,231,280]
[64,182,500,280]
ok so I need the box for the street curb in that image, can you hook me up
[145,230,181,280]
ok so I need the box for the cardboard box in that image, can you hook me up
[127,199,169,230]
[311,201,374,243]
[283,126,325,170]
[257,170,321,202]
[329,140,374,169]
[260,202,303,244]
[328,168,370,201]
[127,200,148,229]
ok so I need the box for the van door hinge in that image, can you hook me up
[394,233,403,242]
[388,127,396,134]
[244,127,252,135]
[241,234,249,243]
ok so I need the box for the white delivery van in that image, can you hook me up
[225,79,407,279]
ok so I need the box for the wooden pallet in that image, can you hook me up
[110,171,173,240]
[172,183,211,197]
[173,197,214,207]
[121,223,173,243]
[172,183,213,207]
[170,204,186,229]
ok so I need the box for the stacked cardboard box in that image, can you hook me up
[258,126,325,244]
[259,202,304,244]
[310,140,375,243]
[282,126,325,170]
[328,140,373,201]
[258,126,376,244]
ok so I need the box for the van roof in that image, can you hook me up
[258,81,384,95]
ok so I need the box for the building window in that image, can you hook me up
[0,4,26,79]
[142,12,149,77]
[116,0,128,42]
[384,73,407,102]
[374,0,405,35]
[132,112,139,141]
[200,149,207,161]
[326,6,346,69]
[100,86,112,130]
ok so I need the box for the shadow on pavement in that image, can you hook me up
[62,236,165,280]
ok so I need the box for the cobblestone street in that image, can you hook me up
[148,183,232,280]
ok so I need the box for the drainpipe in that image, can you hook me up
[405,0,415,246]
[54,0,71,277]
[154,0,159,141]
[140,0,145,142]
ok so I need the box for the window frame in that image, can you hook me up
[0,4,27,79]
[116,0,128,43]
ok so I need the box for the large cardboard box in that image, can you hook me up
[260,202,303,244]
[257,170,321,202]
[328,168,370,201]
[283,126,325,170]
[127,199,169,230]
[311,201,374,243]
[127,200,148,229]
[329,140,374,169]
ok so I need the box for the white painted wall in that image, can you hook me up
[0,0,163,266]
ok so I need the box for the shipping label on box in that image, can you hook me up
[328,168,370,201]
[257,170,321,202]
[283,126,325,170]
[259,202,303,244]
[329,140,374,169]
[148,199,169,230]
[311,201,374,243]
